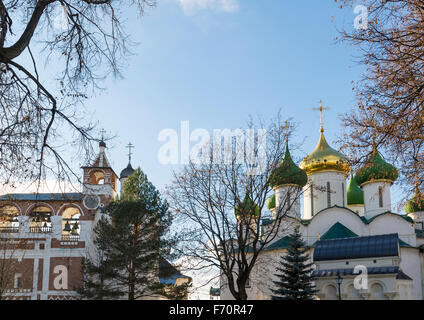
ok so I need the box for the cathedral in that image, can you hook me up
[0,140,190,300]
[220,107,424,300]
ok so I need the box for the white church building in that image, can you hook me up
[220,109,424,300]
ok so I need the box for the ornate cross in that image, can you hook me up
[126,142,134,163]
[281,120,293,143]
[312,100,330,133]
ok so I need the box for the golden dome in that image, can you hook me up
[299,132,350,175]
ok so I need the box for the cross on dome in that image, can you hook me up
[312,100,330,133]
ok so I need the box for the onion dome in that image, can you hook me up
[120,163,135,179]
[404,193,424,214]
[235,195,261,217]
[347,174,364,205]
[269,144,307,188]
[99,140,106,148]
[266,194,276,210]
[354,150,398,186]
[299,132,350,175]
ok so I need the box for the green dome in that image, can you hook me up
[235,195,261,217]
[347,174,364,205]
[266,194,276,210]
[354,150,398,186]
[269,144,307,188]
[404,193,424,214]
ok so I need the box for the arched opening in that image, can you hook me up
[346,284,362,300]
[370,283,385,300]
[30,205,52,233]
[324,284,337,300]
[0,205,20,233]
[90,170,105,185]
[61,207,81,241]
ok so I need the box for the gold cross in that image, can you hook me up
[281,120,293,143]
[312,100,330,133]
[126,142,134,163]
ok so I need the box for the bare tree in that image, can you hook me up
[167,115,304,300]
[335,0,424,199]
[0,1,155,189]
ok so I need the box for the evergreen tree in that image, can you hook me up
[271,226,317,300]
[79,168,181,300]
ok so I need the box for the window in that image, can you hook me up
[378,186,383,207]
[30,206,52,233]
[311,186,314,215]
[61,207,81,241]
[342,183,345,207]
[246,278,251,288]
[14,274,22,289]
[327,182,331,207]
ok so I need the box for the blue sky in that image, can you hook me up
[87,0,364,192]
[8,0,408,210]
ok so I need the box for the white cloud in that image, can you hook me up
[177,0,239,15]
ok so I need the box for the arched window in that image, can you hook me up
[378,186,383,207]
[371,283,385,300]
[0,205,20,233]
[347,284,361,300]
[342,183,345,207]
[61,207,81,241]
[324,285,337,300]
[327,182,331,207]
[90,170,105,185]
[30,206,52,233]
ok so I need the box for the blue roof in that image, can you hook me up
[314,233,399,261]
[313,266,400,277]
[0,193,83,201]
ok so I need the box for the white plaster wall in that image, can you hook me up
[362,180,392,219]
[306,207,367,246]
[368,214,416,246]
[303,171,347,219]
[348,205,364,217]
[399,247,423,300]
[274,185,301,219]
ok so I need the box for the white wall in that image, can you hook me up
[303,171,347,219]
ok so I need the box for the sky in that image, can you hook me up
[89,0,363,188]
[3,0,407,299]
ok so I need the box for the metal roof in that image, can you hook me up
[313,233,399,261]
[0,193,83,202]
[313,266,400,278]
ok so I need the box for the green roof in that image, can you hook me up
[354,150,398,186]
[269,143,307,188]
[320,222,358,240]
[399,239,412,248]
[265,236,292,250]
[234,195,261,217]
[262,218,274,226]
[347,174,364,205]
[415,229,424,239]
[404,193,424,214]
[266,194,276,210]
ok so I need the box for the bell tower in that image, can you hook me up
[81,137,118,211]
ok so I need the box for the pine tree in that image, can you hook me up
[79,168,180,300]
[271,226,317,300]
